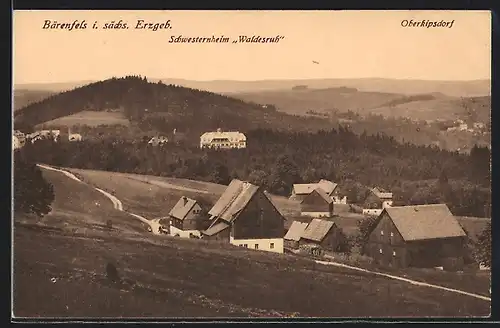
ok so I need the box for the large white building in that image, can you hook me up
[200,128,247,149]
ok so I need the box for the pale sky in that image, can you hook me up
[13,10,491,84]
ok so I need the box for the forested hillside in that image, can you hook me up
[14,76,333,134]
[20,128,491,218]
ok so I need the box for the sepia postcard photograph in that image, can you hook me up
[12,9,492,320]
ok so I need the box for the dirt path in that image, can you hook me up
[37,164,161,235]
[316,257,491,302]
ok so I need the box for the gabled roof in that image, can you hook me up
[317,179,338,195]
[302,188,333,204]
[293,179,338,196]
[383,204,466,241]
[169,196,198,221]
[284,221,309,241]
[202,221,230,236]
[292,183,317,195]
[372,187,393,199]
[208,179,259,222]
[300,219,336,242]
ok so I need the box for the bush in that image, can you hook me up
[106,262,120,283]
[474,221,491,268]
[355,216,379,255]
[106,220,113,230]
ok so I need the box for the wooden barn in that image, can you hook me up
[365,204,468,270]
[201,179,286,253]
[300,188,334,217]
[284,221,309,249]
[168,196,209,238]
[290,179,338,202]
[298,218,343,252]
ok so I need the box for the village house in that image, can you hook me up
[201,179,285,253]
[298,218,343,252]
[299,188,334,217]
[363,187,393,216]
[168,196,209,238]
[290,179,347,204]
[199,128,247,149]
[283,221,309,249]
[365,204,468,270]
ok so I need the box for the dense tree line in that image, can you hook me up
[20,126,490,218]
[13,150,55,217]
[14,76,333,134]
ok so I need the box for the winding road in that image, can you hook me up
[317,258,491,302]
[36,164,491,303]
[37,164,162,235]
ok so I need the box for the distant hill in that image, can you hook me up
[14,78,490,97]
[13,76,334,135]
[13,89,54,111]
[229,87,491,123]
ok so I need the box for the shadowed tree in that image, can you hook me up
[14,151,55,217]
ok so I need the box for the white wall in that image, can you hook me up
[301,211,331,218]
[170,225,202,238]
[230,236,284,254]
[332,196,347,204]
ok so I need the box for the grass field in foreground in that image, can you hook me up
[13,167,490,317]
[14,224,490,318]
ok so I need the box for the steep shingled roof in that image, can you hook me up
[384,204,466,241]
[284,221,309,241]
[317,179,338,195]
[202,221,230,236]
[208,179,259,222]
[300,219,336,242]
[168,196,198,221]
[293,179,338,196]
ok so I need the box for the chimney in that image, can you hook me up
[183,196,188,206]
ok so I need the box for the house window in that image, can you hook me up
[244,244,248,248]
[270,243,275,249]
[255,244,259,250]
[380,230,384,236]
[379,248,383,254]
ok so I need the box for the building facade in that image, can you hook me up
[298,218,343,252]
[366,204,467,269]
[201,179,285,253]
[200,128,247,149]
[169,196,209,238]
[299,188,334,217]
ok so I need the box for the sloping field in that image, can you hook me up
[15,168,146,233]
[14,224,490,318]
[67,168,301,219]
[38,110,130,128]
[232,89,401,116]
